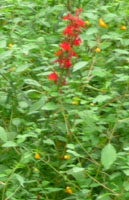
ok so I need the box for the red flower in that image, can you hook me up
[60,42,71,52]
[75,19,85,28]
[55,50,63,56]
[64,59,71,68]
[73,38,82,46]
[63,13,72,20]
[48,72,58,83]
[70,51,78,58]
[64,26,73,36]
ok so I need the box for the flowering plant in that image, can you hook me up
[48,8,86,85]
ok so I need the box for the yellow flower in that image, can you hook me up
[90,103,94,106]
[8,43,13,48]
[120,26,127,31]
[85,20,90,26]
[99,18,108,28]
[8,67,16,72]
[72,101,79,105]
[34,153,40,160]
[64,155,71,160]
[65,187,73,195]
[33,168,39,172]
[95,48,101,53]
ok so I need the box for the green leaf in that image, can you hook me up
[66,144,75,149]
[19,101,28,108]
[24,79,41,87]
[28,96,47,114]
[67,167,85,185]
[42,102,58,110]
[86,27,98,35]
[123,170,129,176]
[44,139,55,145]
[73,61,88,72]
[2,141,17,147]
[15,174,24,187]
[0,127,8,143]
[16,64,31,72]
[93,95,112,103]
[0,92,7,105]
[0,40,7,48]
[0,51,12,60]
[101,144,117,169]
[72,167,84,173]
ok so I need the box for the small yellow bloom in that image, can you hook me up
[99,18,108,28]
[8,43,13,48]
[64,155,71,160]
[65,187,73,195]
[72,101,79,105]
[90,103,94,106]
[34,153,40,160]
[8,67,16,72]
[95,48,101,53]
[33,168,39,172]
[120,26,127,31]
[85,20,90,26]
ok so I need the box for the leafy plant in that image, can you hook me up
[0,0,129,199]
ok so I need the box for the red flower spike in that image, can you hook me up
[50,9,86,85]
[60,42,71,52]
[48,72,58,83]
[37,194,40,200]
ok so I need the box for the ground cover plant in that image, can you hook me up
[0,0,129,199]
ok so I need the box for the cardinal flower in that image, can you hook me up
[48,72,58,83]
[64,59,71,68]
[60,42,71,52]
[64,26,73,36]
[73,38,82,46]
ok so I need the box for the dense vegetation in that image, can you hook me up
[0,0,129,199]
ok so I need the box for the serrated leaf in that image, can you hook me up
[73,61,88,72]
[101,144,117,169]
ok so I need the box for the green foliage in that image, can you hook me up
[0,0,129,199]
